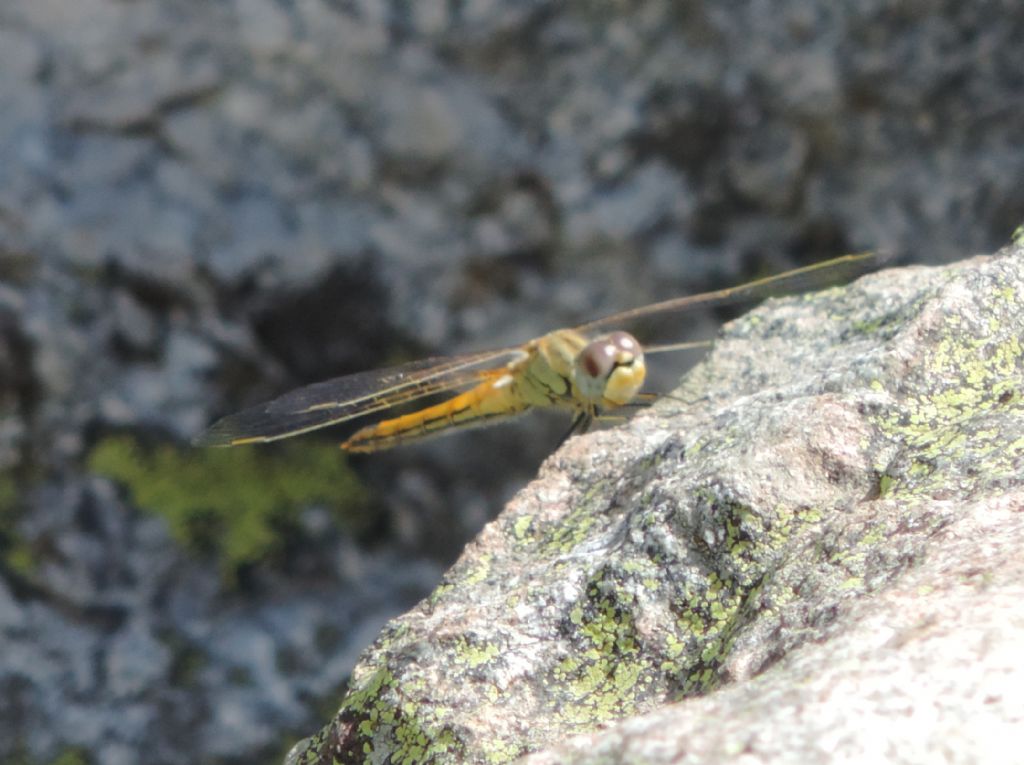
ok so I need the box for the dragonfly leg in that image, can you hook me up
[557,411,593,449]
[616,391,695,409]
[611,393,660,410]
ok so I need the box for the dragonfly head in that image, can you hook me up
[574,331,646,408]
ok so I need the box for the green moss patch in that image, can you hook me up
[87,436,369,577]
[0,470,36,576]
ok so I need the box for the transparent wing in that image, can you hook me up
[643,339,713,355]
[575,251,888,332]
[195,347,526,446]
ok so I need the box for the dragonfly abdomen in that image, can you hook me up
[341,373,532,453]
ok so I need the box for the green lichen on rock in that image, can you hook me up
[527,480,613,555]
[291,665,466,765]
[512,514,534,542]
[0,472,15,513]
[551,584,653,727]
[452,634,501,669]
[0,745,91,765]
[87,435,368,577]
[50,750,89,765]
[869,261,1024,500]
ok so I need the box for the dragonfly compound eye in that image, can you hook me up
[574,332,646,406]
[579,341,615,381]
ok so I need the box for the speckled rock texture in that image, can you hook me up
[289,245,1024,764]
[2,1,1023,763]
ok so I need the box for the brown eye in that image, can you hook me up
[578,332,639,381]
[606,331,638,358]
[579,341,615,380]
[574,331,644,405]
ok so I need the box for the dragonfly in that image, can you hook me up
[196,252,884,453]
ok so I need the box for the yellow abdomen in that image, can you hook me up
[342,372,529,453]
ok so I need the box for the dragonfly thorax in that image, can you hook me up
[573,331,646,408]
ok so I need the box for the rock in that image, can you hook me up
[105,618,172,698]
[565,160,695,245]
[110,289,160,354]
[725,120,809,211]
[237,0,294,56]
[520,507,1024,765]
[288,244,1024,764]
[206,193,293,286]
[61,52,222,130]
[378,83,466,165]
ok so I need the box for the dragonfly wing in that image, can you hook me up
[195,347,526,446]
[575,251,888,332]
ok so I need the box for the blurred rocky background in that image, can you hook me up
[0,1,1021,764]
